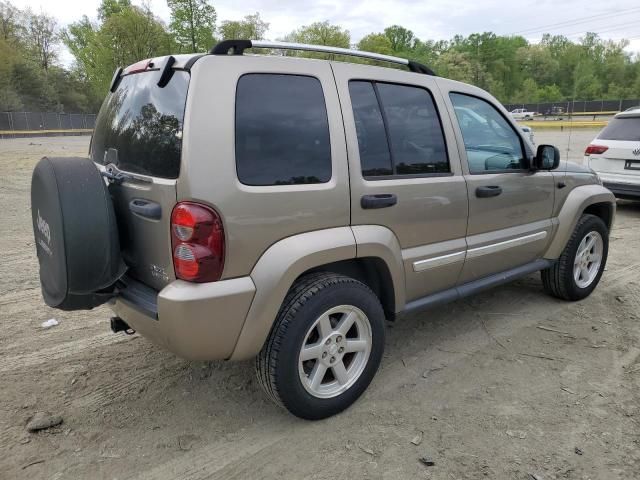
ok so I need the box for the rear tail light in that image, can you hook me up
[170,202,224,282]
[585,144,608,156]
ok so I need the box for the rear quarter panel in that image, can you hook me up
[179,55,350,279]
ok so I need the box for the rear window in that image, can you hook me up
[90,71,189,179]
[349,80,449,178]
[599,117,640,141]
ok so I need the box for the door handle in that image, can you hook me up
[129,198,162,219]
[361,194,398,209]
[475,186,502,198]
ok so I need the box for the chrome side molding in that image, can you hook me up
[413,250,465,272]
[466,231,547,259]
[412,231,548,272]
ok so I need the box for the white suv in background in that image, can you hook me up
[585,108,640,199]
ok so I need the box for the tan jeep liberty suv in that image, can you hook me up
[31,39,615,420]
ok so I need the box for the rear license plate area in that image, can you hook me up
[624,160,640,171]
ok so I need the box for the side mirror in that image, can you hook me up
[533,144,560,170]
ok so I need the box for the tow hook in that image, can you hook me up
[110,317,136,335]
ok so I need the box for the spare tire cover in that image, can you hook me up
[31,157,125,310]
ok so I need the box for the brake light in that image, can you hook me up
[170,202,225,282]
[585,144,608,156]
[124,59,151,74]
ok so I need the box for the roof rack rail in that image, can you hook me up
[209,39,436,76]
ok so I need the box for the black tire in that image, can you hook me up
[256,272,385,420]
[541,214,609,301]
[31,156,125,310]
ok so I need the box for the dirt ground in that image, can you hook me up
[1,134,639,480]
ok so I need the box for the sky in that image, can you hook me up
[10,0,640,67]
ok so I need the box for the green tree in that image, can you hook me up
[383,25,414,52]
[25,10,57,71]
[98,0,131,21]
[357,33,392,55]
[219,13,268,40]
[512,78,539,103]
[633,75,640,98]
[281,21,349,60]
[167,0,216,53]
[572,62,601,100]
[435,50,474,84]
[12,59,60,110]
[64,4,171,98]
[283,21,349,48]
[536,84,563,102]
[0,1,21,42]
[515,45,559,87]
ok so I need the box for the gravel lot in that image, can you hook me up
[534,128,599,165]
[1,134,639,479]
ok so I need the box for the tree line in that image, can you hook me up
[0,0,639,113]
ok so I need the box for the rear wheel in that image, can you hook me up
[256,273,385,420]
[542,214,608,300]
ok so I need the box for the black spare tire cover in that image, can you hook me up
[31,157,125,310]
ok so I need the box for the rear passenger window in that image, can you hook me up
[349,80,449,178]
[349,82,393,177]
[235,74,331,186]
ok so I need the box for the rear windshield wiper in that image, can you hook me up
[102,165,152,185]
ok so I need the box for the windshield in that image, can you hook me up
[90,70,189,179]
[599,117,640,142]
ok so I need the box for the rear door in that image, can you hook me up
[91,65,189,291]
[588,115,640,180]
[332,63,468,303]
[442,85,555,283]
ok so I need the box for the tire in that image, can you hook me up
[256,272,385,420]
[31,156,125,310]
[541,214,609,301]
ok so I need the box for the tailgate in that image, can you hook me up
[90,66,189,290]
[589,116,640,177]
[109,178,176,290]
[589,141,640,177]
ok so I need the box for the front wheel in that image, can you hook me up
[256,273,385,420]
[542,214,609,300]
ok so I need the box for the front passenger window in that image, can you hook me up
[450,93,526,173]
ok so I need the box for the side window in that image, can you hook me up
[349,81,449,178]
[348,81,392,177]
[235,74,331,186]
[450,93,526,174]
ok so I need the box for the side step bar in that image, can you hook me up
[402,259,555,316]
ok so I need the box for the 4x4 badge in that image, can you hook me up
[633,147,640,156]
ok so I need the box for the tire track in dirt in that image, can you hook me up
[70,361,183,412]
[130,421,292,480]
[0,287,40,307]
[0,333,136,372]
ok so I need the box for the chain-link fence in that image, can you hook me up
[503,99,640,115]
[0,112,97,136]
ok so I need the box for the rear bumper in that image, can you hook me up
[109,275,255,361]
[602,181,640,199]
[591,171,640,199]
